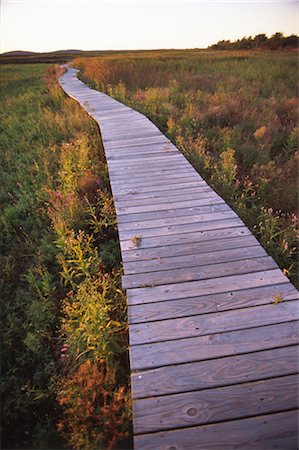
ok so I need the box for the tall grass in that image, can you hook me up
[1,64,131,449]
[74,50,298,286]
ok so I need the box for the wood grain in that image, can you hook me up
[117,203,230,225]
[134,410,299,449]
[129,321,299,370]
[128,283,299,323]
[122,234,257,262]
[133,374,298,434]
[124,244,264,275]
[129,300,299,345]
[121,226,249,252]
[119,209,237,232]
[120,217,243,241]
[131,345,299,398]
[123,256,277,289]
[127,269,288,305]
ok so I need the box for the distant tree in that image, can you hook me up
[282,34,299,48]
[209,32,298,51]
[253,34,268,48]
[268,32,284,50]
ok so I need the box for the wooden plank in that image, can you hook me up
[114,183,210,201]
[109,161,186,172]
[110,167,197,183]
[128,283,299,324]
[117,195,223,217]
[119,209,237,231]
[129,300,299,345]
[112,175,203,192]
[124,244,264,275]
[113,179,207,196]
[116,189,216,208]
[132,345,299,399]
[107,153,184,165]
[105,131,162,142]
[127,269,288,305]
[120,226,249,252]
[105,141,177,153]
[133,374,298,434]
[134,410,299,450]
[123,256,277,290]
[107,149,179,159]
[110,164,194,178]
[110,165,195,179]
[108,153,186,163]
[122,234,258,262]
[108,158,186,170]
[118,203,230,224]
[129,321,299,370]
[105,136,169,149]
[119,217,243,240]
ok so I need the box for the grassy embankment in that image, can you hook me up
[0,64,131,449]
[74,50,298,287]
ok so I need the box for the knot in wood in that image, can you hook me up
[186,407,197,417]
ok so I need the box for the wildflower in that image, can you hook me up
[253,125,267,139]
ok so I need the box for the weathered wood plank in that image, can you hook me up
[132,345,298,399]
[117,195,223,216]
[128,283,299,324]
[119,209,237,232]
[117,203,230,224]
[107,153,184,165]
[109,161,194,174]
[109,161,188,174]
[134,410,299,450]
[105,141,178,154]
[121,226,249,252]
[120,217,243,240]
[108,156,184,171]
[133,374,298,434]
[110,168,197,184]
[114,180,207,195]
[122,234,259,262]
[123,256,277,290]
[107,149,179,159]
[105,131,162,142]
[116,189,217,208]
[124,244,264,275]
[127,269,288,305]
[106,136,169,149]
[111,176,203,193]
[129,321,299,370]
[129,300,299,345]
[115,184,211,201]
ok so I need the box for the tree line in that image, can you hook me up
[209,32,298,50]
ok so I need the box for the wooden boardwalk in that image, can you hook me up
[59,67,299,449]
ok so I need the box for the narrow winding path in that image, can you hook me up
[59,67,299,449]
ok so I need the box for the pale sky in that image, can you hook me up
[0,0,298,53]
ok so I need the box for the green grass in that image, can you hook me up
[1,64,131,449]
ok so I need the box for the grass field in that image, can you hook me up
[0,64,131,449]
[74,49,298,287]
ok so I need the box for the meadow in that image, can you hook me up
[1,64,131,449]
[74,49,298,287]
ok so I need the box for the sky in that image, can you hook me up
[0,0,298,53]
